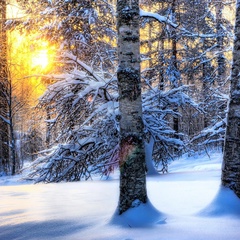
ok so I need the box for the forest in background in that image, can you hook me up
[0,0,236,180]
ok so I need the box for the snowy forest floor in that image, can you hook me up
[0,150,240,240]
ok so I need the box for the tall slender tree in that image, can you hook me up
[117,0,147,214]
[170,0,180,136]
[222,0,240,198]
[0,0,9,174]
[216,1,226,84]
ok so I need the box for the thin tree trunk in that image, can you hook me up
[171,0,179,137]
[46,107,51,148]
[0,0,9,174]
[202,39,211,129]
[158,1,165,91]
[222,1,240,198]
[216,2,225,84]
[117,0,147,215]
[10,117,16,175]
[8,81,17,175]
[145,136,159,175]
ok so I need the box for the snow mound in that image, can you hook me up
[110,200,166,227]
[198,186,240,218]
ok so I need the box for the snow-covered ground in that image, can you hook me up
[0,150,240,240]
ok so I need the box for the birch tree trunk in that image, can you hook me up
[117,0,147,214]
[221,1,240,198]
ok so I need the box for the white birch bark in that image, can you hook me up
[117,0,147,214]
[222,0,240,198]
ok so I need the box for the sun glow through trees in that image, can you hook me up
[8,30,56,102]
[30,41,56,72]
[31,49,49,70]
[7,2,57,103]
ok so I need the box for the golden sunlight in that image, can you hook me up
[28,40,56,73]
[31,50,49,70]
[8,30,57,106]
[7,1,57,105]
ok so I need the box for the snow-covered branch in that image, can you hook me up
[63,52,106,82]
[140,9,178,28]
[0,114,10,125]
[140,9,217,39]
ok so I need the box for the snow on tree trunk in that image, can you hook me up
[222,1,240,198]
[117,0,147,214]
[145,136,159,176]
